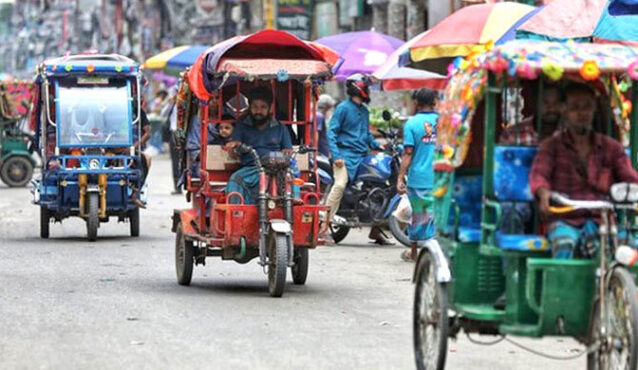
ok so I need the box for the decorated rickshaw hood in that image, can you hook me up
[436,40,638,172]
[40,54,139,76]
[186,30,337,101]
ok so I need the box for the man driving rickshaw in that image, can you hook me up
[224,86,292,204]
[530,82,638,259]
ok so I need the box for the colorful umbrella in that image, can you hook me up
[516,0,607,41]
[407,2,536,74]
[372,31,446,91]
[144,45,209,75]
[593,0,638,45]
[315,31,404,81]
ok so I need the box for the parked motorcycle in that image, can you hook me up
[319,111,410,245]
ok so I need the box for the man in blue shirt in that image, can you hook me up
[397,88,439,261]
[225,86,292,204]
[320,74,390,244]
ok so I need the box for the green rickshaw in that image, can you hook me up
[413,40,638,369]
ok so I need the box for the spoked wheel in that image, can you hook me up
[267,229,288,297]
[175,222,194,286]
[291,247,309,285]
[40,206,50,239]
[129,207,140,237]
[330,224,350,244]
[0,156,33,187]
[587,267,638,370]
[414,251,448,370]
[86,192,99,242]
[389,214,411,247]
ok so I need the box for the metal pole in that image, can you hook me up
[631,81,638,169]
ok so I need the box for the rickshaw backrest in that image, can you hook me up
[452,174,483,229]
[493,146,537,202]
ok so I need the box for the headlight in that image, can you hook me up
[89,159,100,170]
[610,183,638,202]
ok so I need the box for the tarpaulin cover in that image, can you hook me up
[593,0,638,44]
[516,0,607,41]
[217,58,332,78]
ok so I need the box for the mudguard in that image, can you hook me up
[269,219,291,234]
[172,209,198,234]
[412,239,451,283]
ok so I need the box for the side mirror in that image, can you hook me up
[382,110,392,122]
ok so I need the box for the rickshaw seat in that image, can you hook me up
[458,226,481,243]
[492,146,548,252]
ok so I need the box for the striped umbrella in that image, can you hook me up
[372,31,446,91]
[144,45,209,75]
[407,2,536,74]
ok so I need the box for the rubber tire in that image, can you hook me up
[389,214,412,247]
[267,230,288,297]
[587,267,638,370]
[291,247,309,285]
[175,222,194,286]
[40,206,49,239]
[414,251,448,370]
[331,225,350,244]
[0,156,33,187]
[86,192,99,242]
[129,207,140,237]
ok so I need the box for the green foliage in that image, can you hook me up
[369,108,402,131]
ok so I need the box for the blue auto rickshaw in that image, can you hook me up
[32,54,146,241]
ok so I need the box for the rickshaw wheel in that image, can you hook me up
[330,225,350,244]
[291,247,309,285]
[414,251,448,370]
[0,156,33,187]
[129,208,140,237]
[389,214,411,247]
[175,222,194,286]
[267,230,288,297]
[40,206,49,239]
[86,193,99,242]
[587,267,638,370]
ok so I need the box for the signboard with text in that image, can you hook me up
[276,0,312,40]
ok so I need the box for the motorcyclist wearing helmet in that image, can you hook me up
[320,74,391,245]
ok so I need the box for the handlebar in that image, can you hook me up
[549,192,615,213]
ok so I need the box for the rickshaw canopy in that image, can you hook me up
[186,30,336,101]
[41,54,139,77]
[436,40,638,171]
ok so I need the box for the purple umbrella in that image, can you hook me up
[315,31,404,81]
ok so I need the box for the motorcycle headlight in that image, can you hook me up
[89,159,100,170]
[610,183,638,203]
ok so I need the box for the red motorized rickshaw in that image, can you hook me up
[171,30,336,297]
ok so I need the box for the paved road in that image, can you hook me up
[0,155,586,369]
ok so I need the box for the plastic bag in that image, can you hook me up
[392,194,412,224]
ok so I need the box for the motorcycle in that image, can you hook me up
[319,111,410,245]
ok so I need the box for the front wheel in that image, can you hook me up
[175,222,194,286]
[40,206,49,239]
[267,230,288,297]
[414,250,448,370]
[291,247,309,285]
[86,192,99,242]
[587,267,638,370]
[389,214,411,247]
[0,156,33,187]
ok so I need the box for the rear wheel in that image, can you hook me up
[86,192,99,242]
[40,206,49,239]
[0,156,33,187]
[414,251,448,370]
[267,229,288,297]
[587,267,638,370]
[291,247,309,285]
[129,208,140,237]
[331,225,350,244]
[389,214,411,247]
[175,222,194,286]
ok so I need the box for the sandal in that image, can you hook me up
[400,250,415,262]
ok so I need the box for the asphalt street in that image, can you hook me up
[0,154,586,369]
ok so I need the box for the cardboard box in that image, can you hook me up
[205,145,240,171]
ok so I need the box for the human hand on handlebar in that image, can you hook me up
[397,179,407,195]
[334,159,345,168]
[537,187,551,218]
[224,141,241,151]
[282,148,293,156]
